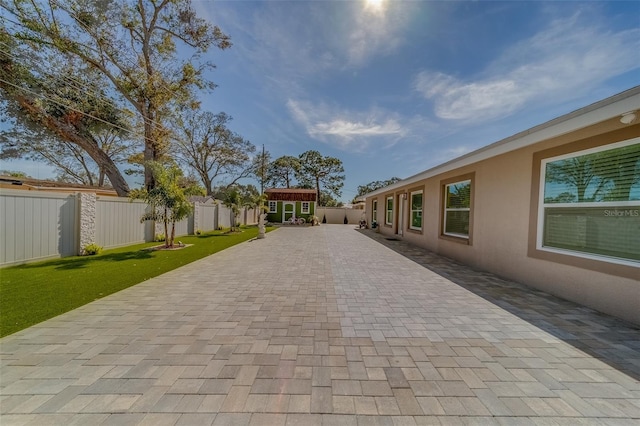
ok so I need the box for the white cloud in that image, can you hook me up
[287,99,405,152]
[415,12,640,122]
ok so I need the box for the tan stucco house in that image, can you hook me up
[364,87,640,325]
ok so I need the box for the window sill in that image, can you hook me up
[439,233,471,245]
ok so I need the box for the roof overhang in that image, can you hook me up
[265,188,317,202]
[363,86,640,199]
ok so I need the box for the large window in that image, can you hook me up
[268,201,277,213]
[410,190,423,230]
[385,196,393,225]
[444,180,471,238]
[539,139,640,264]
[372,200,378,223]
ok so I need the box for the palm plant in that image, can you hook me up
[132,162,205,247]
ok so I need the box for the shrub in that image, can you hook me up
[195,229,202,235]
[155,233,166,242]
[82,243,102,256]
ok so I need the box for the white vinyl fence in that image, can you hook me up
[96,196,148,248]
[316,207,365,225]
[1,190,78,265]
[0,189,258,267]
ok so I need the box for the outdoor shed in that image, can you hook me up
[265,188,317,223]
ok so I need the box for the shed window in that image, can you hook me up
[539,139,640,264]
[301,202,310,214]
[268,201,277,213]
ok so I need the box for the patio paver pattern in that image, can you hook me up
[1,225,639,425]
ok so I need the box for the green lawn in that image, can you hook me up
[0,226,272,337]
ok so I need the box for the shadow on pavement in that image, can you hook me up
[358,229,640,382]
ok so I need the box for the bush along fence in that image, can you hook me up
[0,189,258,267]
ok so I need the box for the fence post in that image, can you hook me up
[77,192,97,255]
[192,201,200,234]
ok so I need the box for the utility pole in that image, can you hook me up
[258,144,267,239]
[260,144,265,195]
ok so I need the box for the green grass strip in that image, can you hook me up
[0,226,272,337]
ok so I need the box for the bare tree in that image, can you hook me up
[172,110,255,195]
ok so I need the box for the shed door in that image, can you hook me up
[283,202,295,223]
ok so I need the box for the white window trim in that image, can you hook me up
[372,200,378,222]
[268,201,277,213]
[443,180,471,239]
[536,138,640,267]
[385,196,393,225]
[301,201,310,214]
[409,190,423,231]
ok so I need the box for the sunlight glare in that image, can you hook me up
[365,0,385,13]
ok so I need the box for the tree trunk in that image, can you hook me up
[14,95,130,196]
[315,178,321,207]
[164,208,170,248]
[143,110,156,191]
[205,176,213,196]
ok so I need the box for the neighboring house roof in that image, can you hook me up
[363,86,640,198]
[265,188,317,202]
[0,176,119,196]
[189,195,216,204]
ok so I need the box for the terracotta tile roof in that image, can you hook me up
[265,188,317,193]
[265,188,317,202]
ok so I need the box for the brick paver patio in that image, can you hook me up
[1,225,639,425]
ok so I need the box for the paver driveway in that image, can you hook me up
[1,225,639,425]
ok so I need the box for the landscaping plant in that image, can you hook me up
[131,162,205,247]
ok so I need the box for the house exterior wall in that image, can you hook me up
[366,118,640,325]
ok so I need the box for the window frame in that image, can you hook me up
[268,201,277,213]
[536,138,640,267]
[385,196,393,225]
[372,199,378,223]
[439,173,474,244]
[301,201,310,214]
[409,190,423,231]
[443,179,472,239]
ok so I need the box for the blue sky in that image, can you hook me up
[3,0,639,202]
